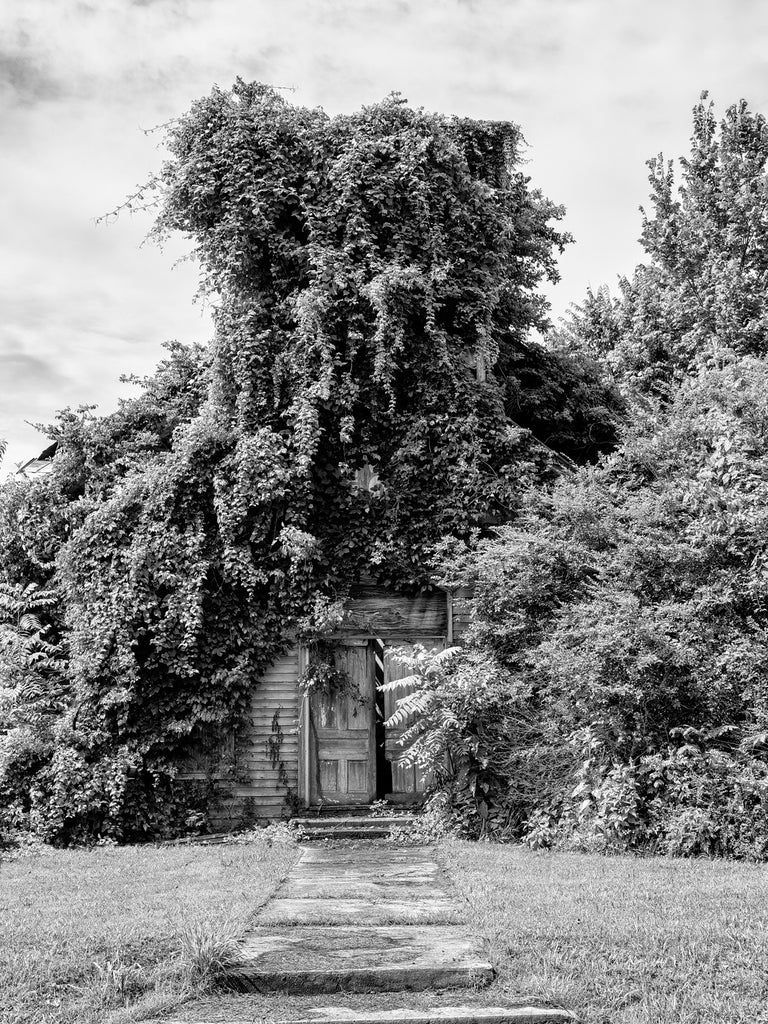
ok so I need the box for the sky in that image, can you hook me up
[1,0,768,473]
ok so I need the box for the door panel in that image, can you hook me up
[310,643,375,805]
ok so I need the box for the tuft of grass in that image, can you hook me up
[440,839,768,1024]
[91,945,149,1009]
[177,917,243,990]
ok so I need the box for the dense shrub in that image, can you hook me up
[392,351,768,856]
[383,96,768,859]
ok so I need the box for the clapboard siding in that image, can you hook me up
[206,584,469,828]
[231,648,301,819]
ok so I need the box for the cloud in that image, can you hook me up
[0,350,71,387]
[0,51,65,106]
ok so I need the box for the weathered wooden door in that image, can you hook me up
[382,643,437,800]
[309,642,376,805]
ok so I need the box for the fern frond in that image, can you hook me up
[378,674,420,694]
[384,690,432,729]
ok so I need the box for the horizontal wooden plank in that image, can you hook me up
[247,712,299,721]
[242,760,298,769]
[244,731,299,740]
[252,680,299,689]
[241,752,300,762]
[245,728,299,737]
[233,785,298,795]
[253,700,297,707]
[240,771,298,780]
[246,726,299,735]
[232,773,298,783]
[229,789,296,799]
[244,738,299,747]
[249,708,298,716]
[216,786,294,795]
[242,757,299,765]
[328,585,448,638]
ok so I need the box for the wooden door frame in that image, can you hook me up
[298,639,376,809]
[298,633,449,809]
[299,643,311,808]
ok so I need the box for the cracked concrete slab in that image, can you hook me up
[283,877,444,901]
[161,1009,573,1024]
[228,924,494,993]
[298,847,437,865]
[262,844,450,910]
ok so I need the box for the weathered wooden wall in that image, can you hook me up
[210,649,301,827]
[207,584,472,825]
[331,582,448,640]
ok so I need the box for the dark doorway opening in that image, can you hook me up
[373,638,392,798]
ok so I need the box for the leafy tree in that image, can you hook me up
[414,96,768,856]
[558,94,768,394]
[0,84,622,843]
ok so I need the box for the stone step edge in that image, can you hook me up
[296,825,412,832]
[224,960,495,994]
[156,1007,573,1024]
[297,831,414,841]
[288,1010,574,1024]
[293,817,416,827]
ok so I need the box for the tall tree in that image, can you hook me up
[558,94,768,393]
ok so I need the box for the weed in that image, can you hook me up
[178,918,243,990]
[369,799,391,817]
[92,945,148,1007]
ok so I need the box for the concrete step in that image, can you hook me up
[157,1007,573,1024]
[293,815,416,829]
[292,815,417,841]
[225,924,494,994]
[289,1008,574,1023]
[279,847,443,901]
[297,826,409,841]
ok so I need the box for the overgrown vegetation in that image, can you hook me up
[0,84,620,844]
[389,95,768,857]
[4,87,768,858]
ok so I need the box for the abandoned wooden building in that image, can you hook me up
[194,581,471,826]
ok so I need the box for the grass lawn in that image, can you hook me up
[0,832,299,1024]
[440,839,768,1024]
[5,834,768,1024]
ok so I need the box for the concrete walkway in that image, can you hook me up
[227,843,493,994]
[160,837,575,1023]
